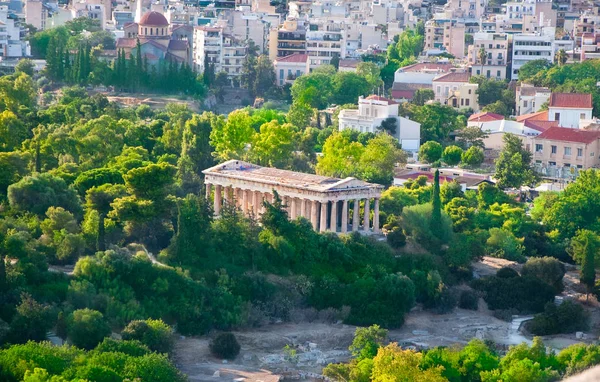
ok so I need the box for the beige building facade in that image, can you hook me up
[203,160,384,234]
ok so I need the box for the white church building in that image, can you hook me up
[338,95,421,152]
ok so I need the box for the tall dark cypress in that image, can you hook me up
[46,37,58,79]
[0,255,7,292]
[431,169,442,230]
[135,39,143,88]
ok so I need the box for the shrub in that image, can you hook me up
[94,338,151,357]
[459,290,479,310]
[521,257,565,293]
[471,275,555,313]
[386,228,406,248]
[429,288,457,314]
[496,267,519,279]
[527,301,589,336]
[210,332,241,360]
[121,319,174,354]
[68,309,111,350]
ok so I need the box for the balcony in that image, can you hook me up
[278,33,305,41]
[278,43,306,49]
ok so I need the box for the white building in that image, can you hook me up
[547,93,594,128]
[193,26,247,81]
[0,5,30,58]
[515,84,551,116]
[306,21,346,67]
[338,95,421,152]
[273,52,308,86]
[511,26,574,80]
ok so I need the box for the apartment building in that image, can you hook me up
[274,53,308,85]
[424,20,465,58]
[25,0,51,31]
[533,127,600,178]
[306,20,346,67]
[515,85,551,115]
[0,5,30,58]
[467,32,509,79]
[194,26,248,80]
[547,93,593,128]
[580,32,600,61]
[432,72,479,111]
[338,95,421,152]
[268,18,306,62]
[511,27,574,80]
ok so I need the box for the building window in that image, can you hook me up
[554,112,560,120]
[577,165,583,169]
[465,99,470,106]
[551,145,557,154]
[535,144,543,152]
[523,100,528,108]
[468,89,472,94]
[279,69,284,79]
[580,113,586,119]
[436,86,441,94]
[564,163,571,167]
[564,147,572,156]
[549,161,556,166]
[577,148,583,157]
[497,70,501,77]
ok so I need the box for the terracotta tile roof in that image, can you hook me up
[433,71,470,83]
[549,93,593,109]
[523,120,559,132]
[391,84,430,100]
[339,59,360,68]
[536,126,600,144]
[116,38,137,49]
[397,62,455,73]
[516,110,549,122]
[168,40,189,50]
[363,95,398,105]
[139,11,169,26]
[468,112,504,122]
[275,53,308,63]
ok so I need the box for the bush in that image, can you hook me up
[471,275,555,313]
[496,267,519,279]
[386,228,406,248]
[121,319,174,354]
[521,257,565,293]
[94,338,151,357]
[68,309,111,350]
[210,332,241,360]
[459,290,479,310]
[527,301,589,336]
[429,288,457,314]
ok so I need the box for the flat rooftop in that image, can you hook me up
[203,160,383,193]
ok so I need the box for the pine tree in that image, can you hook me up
[431,169,442,231]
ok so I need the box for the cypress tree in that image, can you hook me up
[46,37,58,79]
[203,54,211,87]
[0,255,7,292]
[63,50,71,81]
[431,169,442,230]
[136,39,143,87]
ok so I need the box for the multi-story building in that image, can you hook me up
[268,18,306,62]
[0,5,30,58]
[467,32,509,79]
[547,93,593,128]
[511,26,574,80]
[392,62,455,101]
[25,0,51,31]
[533,127,600,178]
[424,20,465,58]
[515,84,551,115]
[580,32,600,61]
[194,25,247,80]
[338,95,421,152]
[432,72,479,111]
[306,21,346,67]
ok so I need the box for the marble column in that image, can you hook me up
[205,183,211,200]
[291,198,298,220]
[310,201,318,230]
[363,198,370,232]
[320,201,328,233]
[330,201,338,232]
[373,198,380,233]
[253,191,261,216]
[352,199,360,232]
[224,186,232,206]
[300,199,307,218]
[341,199,348,234]
[242,189,249,215]
[214,184,222,215]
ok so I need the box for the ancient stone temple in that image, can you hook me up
[202,160,384,233]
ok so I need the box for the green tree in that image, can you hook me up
[68,309,111,350]
[442,145,463,166]
[8,173,82,217]
[461,146,485,167]
[331,72,370,105]
[209,110,254,161]
[177,113,215,193]
[121,319,174,354]
[7,293,54,343]
[495,133,536,188]
[413,89,435,106]
[286,102,314,129]
[356,62,383,89]
[378,117,397,135]
[291,72,333,109]
[457,126,488,148]
[430,170,442,233]
[86,184,127,251]
[569,229,600,298]
[517,59,552,83]
[521,257,565,293]
[349,325,388,361]
[411,104,461,142]
[253,55,276,97]
[250,121,295,168]
[418,141,443,163]
[371,343,446,382]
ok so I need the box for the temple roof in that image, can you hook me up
[203,160,384,193]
